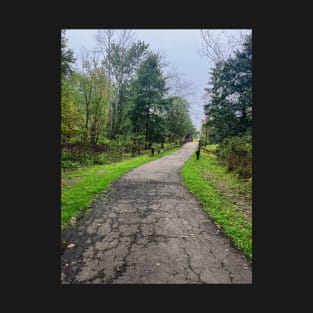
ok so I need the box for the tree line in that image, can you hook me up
[200,32,252,178]
[61,30,197,150]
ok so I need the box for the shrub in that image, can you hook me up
[61,141,181,169]
[216,134,252,178]
[61,159,81,168]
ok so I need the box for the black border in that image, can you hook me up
[13,5,282,304]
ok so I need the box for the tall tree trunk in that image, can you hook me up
[145,109,149,149]
[204,126,208,146]
[83,85,92,144]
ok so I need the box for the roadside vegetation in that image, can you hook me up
[189,32,253,259]
[181,145,252,260]
[61,29,197,228]
[61,147,179,228]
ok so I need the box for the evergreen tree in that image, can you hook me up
[204,34,252,142]
[165,96,196,142]
[61,30,76,79]
[130,53,168,147]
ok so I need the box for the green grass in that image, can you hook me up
[203,144,218,152]
[61,147,179,228]
[181,152,252,260]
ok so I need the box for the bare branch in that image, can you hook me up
[198,29,251,63]
[152,50,194,99]
[167,71,194,98]
[94,29,116,58]
[117,29,136,49]
[198,30,227,63]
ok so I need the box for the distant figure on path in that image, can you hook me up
[196,140,201,160]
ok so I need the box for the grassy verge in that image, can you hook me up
[181,151,252,260]
[61,147,179,228]
[202,144,218,152]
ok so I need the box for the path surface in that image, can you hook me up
[61,142,252,284]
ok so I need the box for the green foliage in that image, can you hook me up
[107,40,149,139]
[61,34,197,169]
[61,80,84,144]
[61,159,81,168]
[61,30,76,79]
[217,134,252,178]
[61,147,120,169]
[204,34,252,143]
[165,96,197,142]
[129,53,168,146]
[181,152,252,259]
[61,138,181,169]
[73,62,111,145]
[61,147,179,227]
[203,144,218,152]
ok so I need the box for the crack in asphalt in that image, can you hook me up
[61,142,252,284]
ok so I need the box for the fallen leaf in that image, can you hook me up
[70,217,76,223]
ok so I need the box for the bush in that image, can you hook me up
[61,159,81,168]
[92,153,108,165]
[61,141,180,169]
[216,134,252,178]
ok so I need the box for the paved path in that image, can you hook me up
[61,142,252,284]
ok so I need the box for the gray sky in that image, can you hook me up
[65,29,250,130]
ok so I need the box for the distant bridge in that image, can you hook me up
[181,133,193,145]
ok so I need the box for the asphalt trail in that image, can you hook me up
[61,142,252,284]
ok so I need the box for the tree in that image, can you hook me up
[61,30,81,144]
[95,30,149,139]
[165,96,196,142]
[61,79,84,144]
[204,33,252,143]
[74,50,110,144]
[198,29,251,64]
[109,40,149,139]
[200,115,215,146]
[156,52,194,99]
[129,53,168,148]
[61,30,76,79]
[88,58,110,144]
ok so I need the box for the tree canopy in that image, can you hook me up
[203,34,252,143]
[61,30,76,79]
[61,30,197,147]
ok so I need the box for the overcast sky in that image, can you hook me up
[65,29,250,130]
